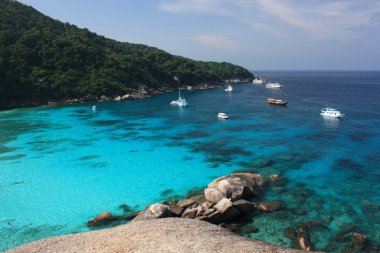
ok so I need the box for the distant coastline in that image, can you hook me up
[0,79,250,111]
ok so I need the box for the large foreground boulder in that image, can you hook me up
[204,173,264,203]
[7,218,313,253]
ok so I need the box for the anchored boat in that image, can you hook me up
[320,108,344,118]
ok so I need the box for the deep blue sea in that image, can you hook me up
[1,71,379,252]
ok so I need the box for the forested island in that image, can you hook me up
[0,0,253,109]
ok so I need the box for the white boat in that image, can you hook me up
[217,112,229,119]
[170,88,188,106]
[266,82,282,89]
[252,76,264,84]
[92,106,97,111]
[320,108,344,118]
[177,97,188,107]
[225,85,233,92]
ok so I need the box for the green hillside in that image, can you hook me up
[0,0,253,109]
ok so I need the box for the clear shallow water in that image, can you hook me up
[1,71,379,252]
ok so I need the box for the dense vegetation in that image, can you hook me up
[0,0,253,108]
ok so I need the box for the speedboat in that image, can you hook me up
[225,85,233,92]
[266,82,282,89]
[320,108,344,118]
[217,112,229,119]
[92,106,97,111]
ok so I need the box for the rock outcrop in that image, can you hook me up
[87,211,117,227]
[132,203,171,222]
[204,173,264,203]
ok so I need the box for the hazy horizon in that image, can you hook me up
[18,0,380,71]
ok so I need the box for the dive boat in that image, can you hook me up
[225,85,233,92]
[267,87,287,106]
[252,76,264,84]
[217,112,229,119]
[266,82,282,89]
[267,98,288,106]
[170,88,188,106]
[320,108,344,118]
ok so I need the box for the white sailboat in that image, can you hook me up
[225,85,233,92]
[170,88,188,106]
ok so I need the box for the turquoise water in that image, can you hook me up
[1,71,380,252]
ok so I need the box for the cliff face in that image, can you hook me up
[0,0,253,109]
[7,218,309,253]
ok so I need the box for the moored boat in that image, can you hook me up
[267,98,288,106]
[252,76,264,84]
[266,82,282,89]
[217,112,229,119]
[266,86,287,106]
[320,108,344,118]
[170,88,188,106]
[225,85,233,92]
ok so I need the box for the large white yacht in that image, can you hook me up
[320,108,345,118]
[266,82,283,89]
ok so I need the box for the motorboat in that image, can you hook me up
[217,112,229,119]
[92,105,97,111]
[225,85,233,92]
[320,108,344,118]
[170,88,188,106]
[252,76,264,84]
[266,82,282,89]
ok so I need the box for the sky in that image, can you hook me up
[18,0,380,70]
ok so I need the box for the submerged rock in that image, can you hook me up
[351,232,367,249]
[239,224,259,234]
[87,211,117,227]
[296,223,312,251]
[257,201,283,212]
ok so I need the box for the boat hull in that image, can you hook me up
[267,99,288,106]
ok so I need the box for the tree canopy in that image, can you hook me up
[0,0,253,108]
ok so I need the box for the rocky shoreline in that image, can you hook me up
[7,172,374,252]
[0,80,249,111]
[85,172,373,252]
